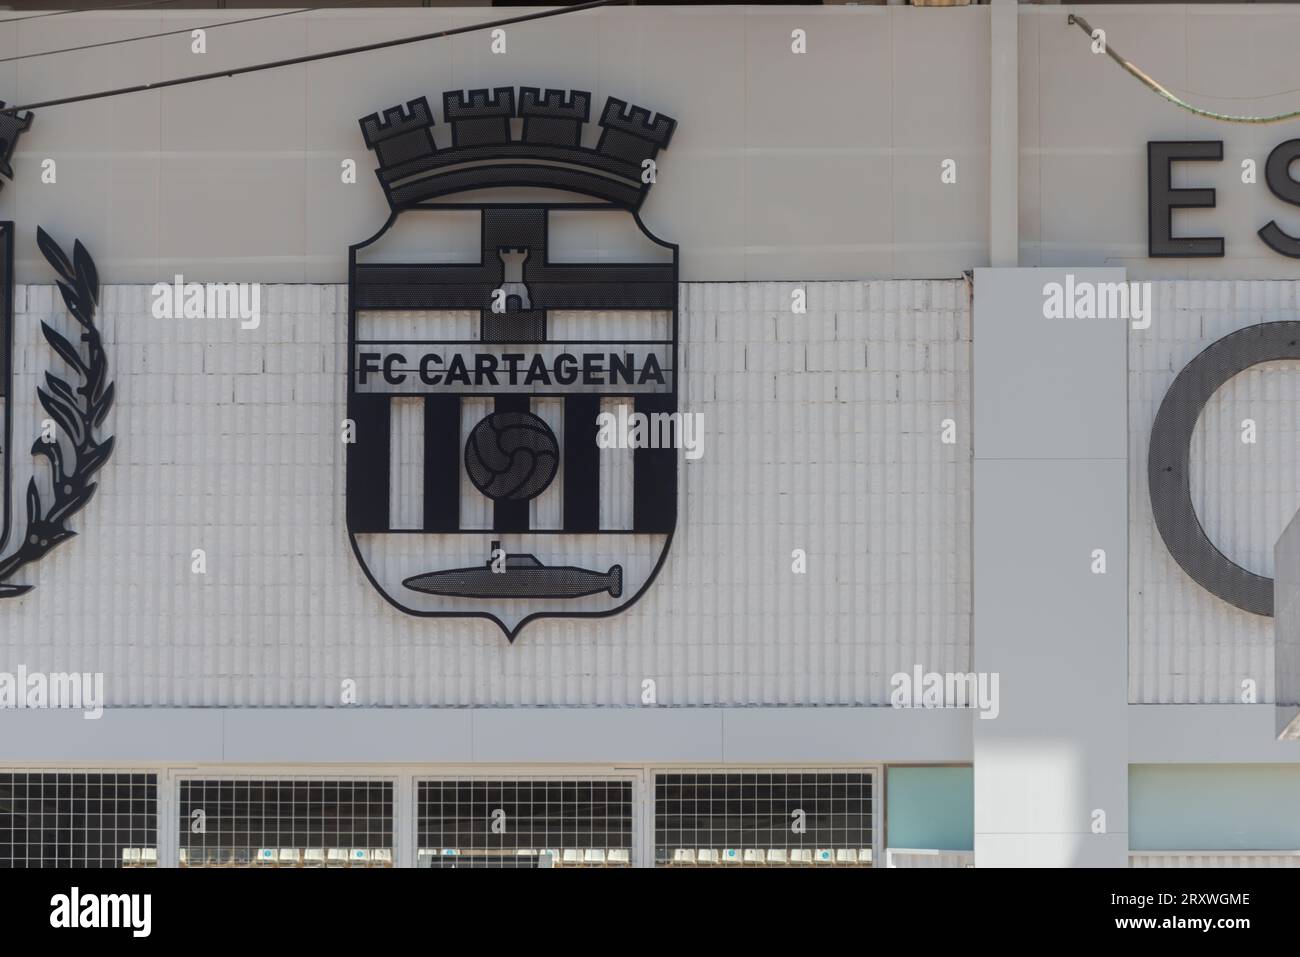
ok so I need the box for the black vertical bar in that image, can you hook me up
[0,223,11,555]
[563,395,600,532]
[493,395,530,533]
[347,395,391,532]
[423,395,460,531]
[0,223,8,401]
[633,395,677,533]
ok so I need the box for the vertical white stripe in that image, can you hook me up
[388,397,424,530]
[600,398,634,530]
[531,398,564,530]
[460,398,493,530]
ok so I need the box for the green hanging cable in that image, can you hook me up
[1069,14,1300,125]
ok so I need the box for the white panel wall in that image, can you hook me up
[1129,282,1300,703]
[1023,5,1300,280]
[16,6,1300,280]
[0,280,971,707]
[0,5,989,285]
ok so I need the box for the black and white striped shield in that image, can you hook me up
[348,87,680,641]
[346,204,679,641]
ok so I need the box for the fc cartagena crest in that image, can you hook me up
[347,86,678,641]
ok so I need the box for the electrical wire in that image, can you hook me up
[0,0,626,114]
[0,0,421,64]
[1163,83,1300,103]
[0,8,316,64]
[0,0,189,26]
[1068,13,1300,125]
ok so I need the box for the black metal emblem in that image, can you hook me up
[0,103,31,568]
[0,228,115,598]
[348,87,677,640]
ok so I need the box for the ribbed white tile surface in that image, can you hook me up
[885,848,973,868]
[0,281,971,706]
[1130,282,1300,704]
[1130,852,1300,868]
[388,398,423,531]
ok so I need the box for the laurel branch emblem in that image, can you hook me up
[0,228,114,598]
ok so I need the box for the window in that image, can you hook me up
[416,777,634,867]
[176,777,394,867]
[655,769,874,866]
[0,771,157,868]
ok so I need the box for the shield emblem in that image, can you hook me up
[347,87,678,640]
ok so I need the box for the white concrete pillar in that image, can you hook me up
[989,0,1019,267]
[972,268,1129,866]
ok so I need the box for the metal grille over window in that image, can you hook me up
[0,771,157,868]
[416,778,634,868]
[654,770,873,867]
[176,778,395,868]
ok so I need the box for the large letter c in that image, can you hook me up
[1149,321,1300,616]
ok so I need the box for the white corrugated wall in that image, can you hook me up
[1130,282,1300,704]
[0,280,971,707]
[1130,852,1300,868]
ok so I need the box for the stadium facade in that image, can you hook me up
[2,2,1300,868]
